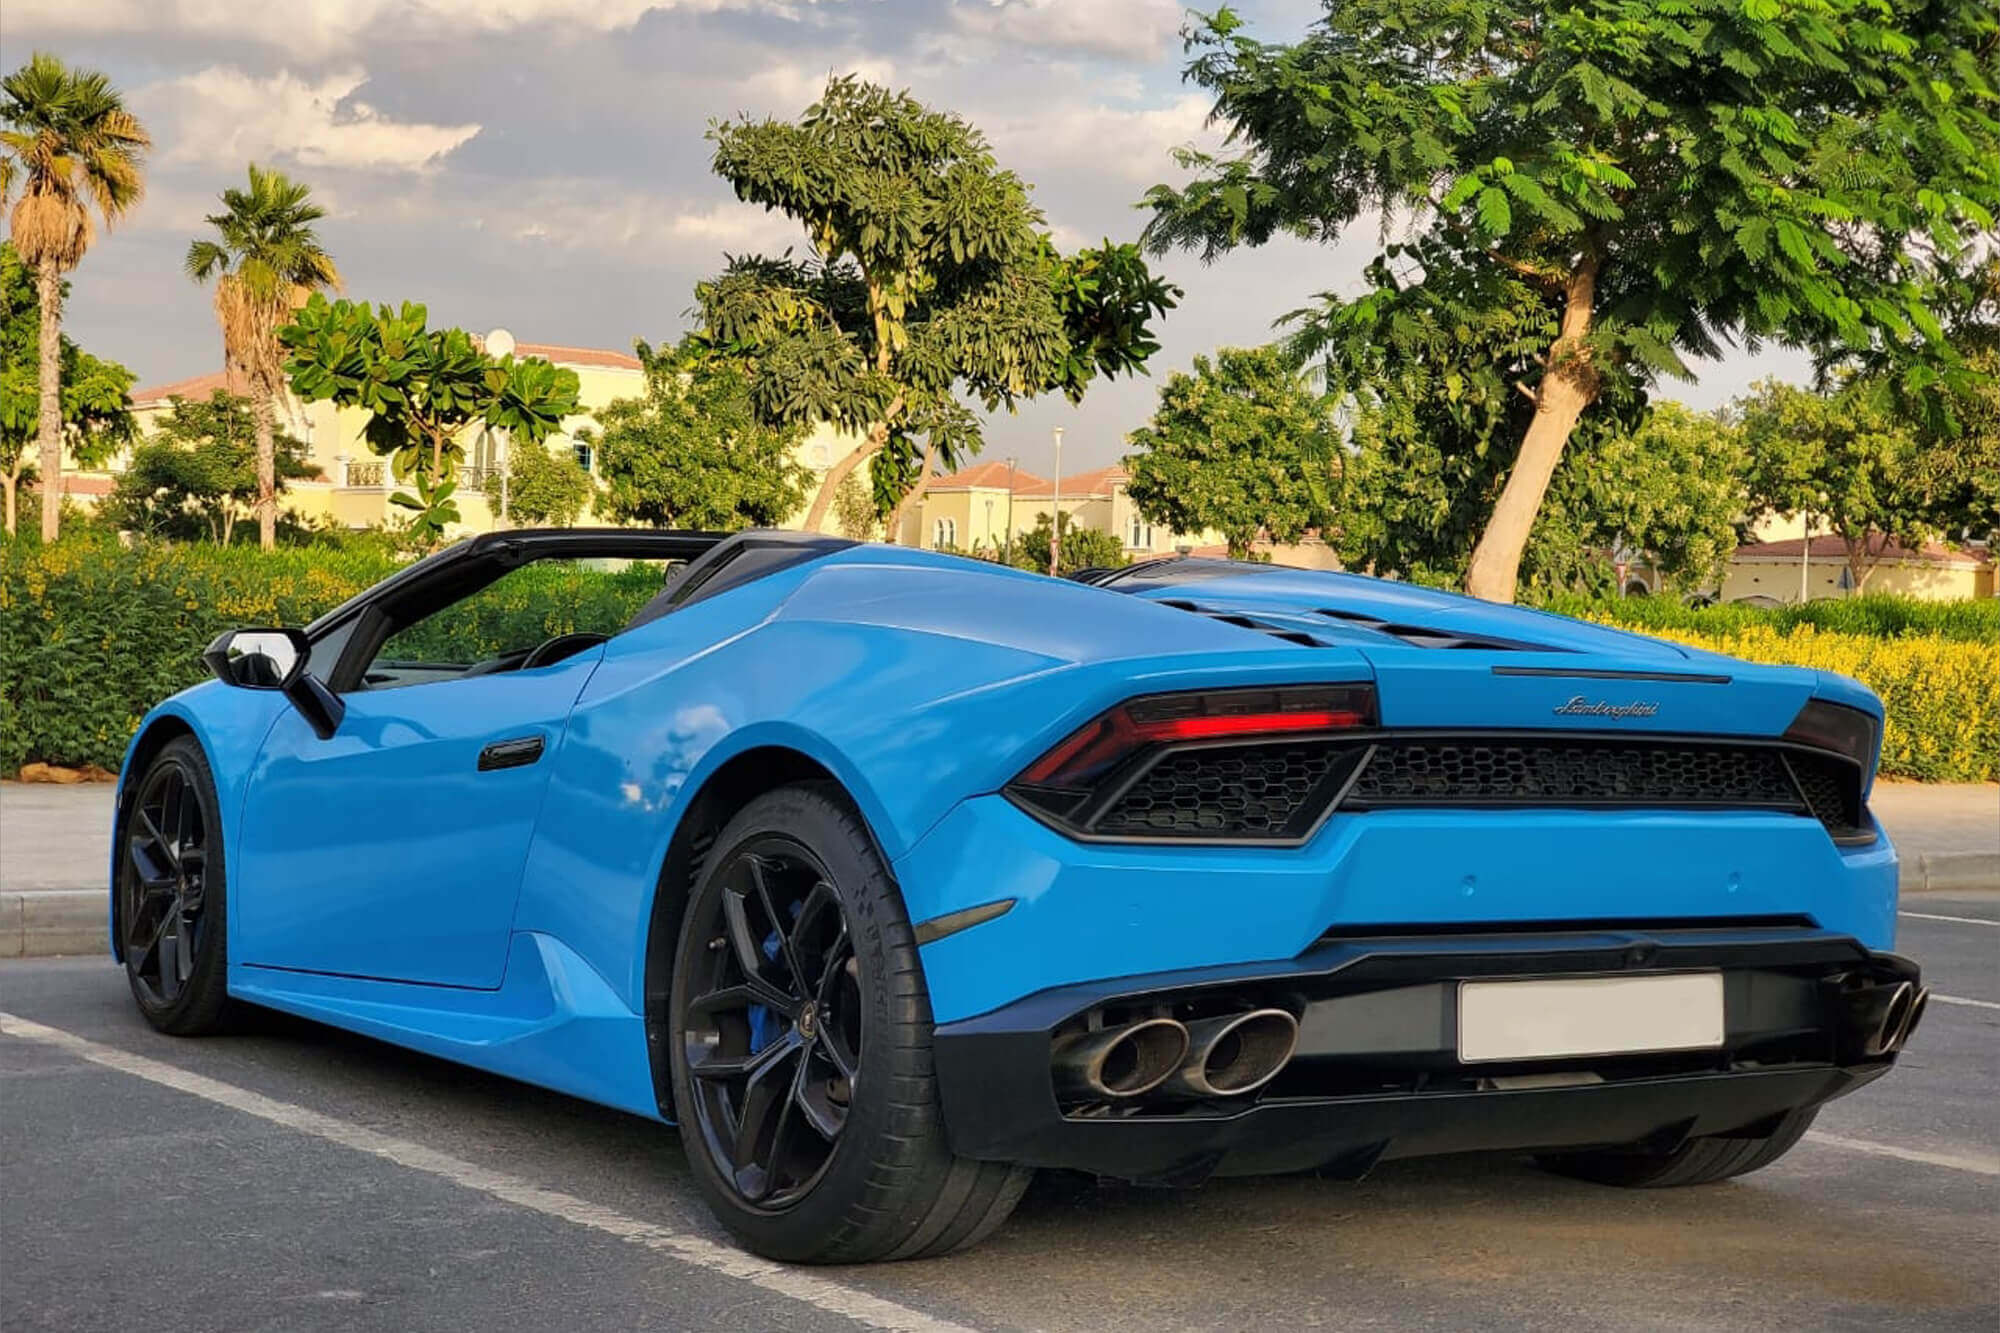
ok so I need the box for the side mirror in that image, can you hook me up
[202,627,345,740]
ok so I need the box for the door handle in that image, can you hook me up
[478,735,545,772]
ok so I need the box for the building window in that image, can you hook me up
[1128,518,1153,550]
[933,517,957,549]
[573,441,593,473]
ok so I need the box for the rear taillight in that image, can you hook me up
[1008,684,1377,839]
[1782,698,1881,777]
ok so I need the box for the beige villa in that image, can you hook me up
[64,349,1993,597]
[893,458,1343,568]
[79,330,863,538]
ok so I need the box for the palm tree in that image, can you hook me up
[186,164,341,549]
[0,52,148,541]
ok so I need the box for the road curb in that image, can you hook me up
[1,891,106,959]
[1899,852,2000,895]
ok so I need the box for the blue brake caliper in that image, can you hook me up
[746,925,784,1053]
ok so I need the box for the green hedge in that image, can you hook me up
[1540,591,1999,643]
[4,537,1994,779]
[0,536,657,772]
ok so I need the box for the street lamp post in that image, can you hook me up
[1049,427,1064,576]
[1004,456,1017,564]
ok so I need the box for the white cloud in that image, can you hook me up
[986,93,1213,183]
[511,191,803,259]
[6,0,786,56]
[955,0,1184,63]
[141,68,481,173]
[737,59,901,115]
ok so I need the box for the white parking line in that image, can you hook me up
[0,1012,978,1333]
[1932,993,2000,1011]
[1804,1131,2000,1177]
[1899,911,1999,927]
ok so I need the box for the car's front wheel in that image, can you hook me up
[1536,1106,1818,1188]
[668,784,1030,1263]
[120,736,233,1035]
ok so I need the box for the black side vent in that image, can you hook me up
[1315,608,1551,652]
[1158,600,1328,648]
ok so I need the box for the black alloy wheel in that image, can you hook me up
[680,837,862,1211]
[667,785,1030,1263]
[121,737,232,1034]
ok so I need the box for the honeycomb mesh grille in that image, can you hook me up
[1347,739,1802,808]
[1787,752,1863,834]
[1092,743,1350,838]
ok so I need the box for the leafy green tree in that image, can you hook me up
[1534,402,1748,596]
[1,52,149,542]
[185,164,341,550]
[1008,511,1127,576]
[697,75,1177,533]
[1904,256,2000,547]
[489,438,593,528]
[1737,378,1946,592]
[0,242,132,535]
[1143,1,2000,602]
[102,390,313,543]
[279,296,581,544]
[831,469,881,541]
[1125,346,1337,558]
[589,341,811,531]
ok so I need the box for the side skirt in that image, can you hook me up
[230,931,665,1122]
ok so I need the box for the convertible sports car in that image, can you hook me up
[112,527,1927,1263]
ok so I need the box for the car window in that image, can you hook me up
[361,557,680,691]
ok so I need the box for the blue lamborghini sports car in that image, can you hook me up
[113,528,1928,1262]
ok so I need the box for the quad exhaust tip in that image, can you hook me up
[1891,985,1931,1052]
[1162,1008,1300,1099]
[1862,981,1916,1058]
[1052,1018,1190,1099]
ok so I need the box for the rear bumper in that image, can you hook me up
[898,796,1899,1024]
[932,925,1916,1182]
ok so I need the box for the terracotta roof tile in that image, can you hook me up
[1057,465,1129,497]
[134,340,641,405]
[930,460,1051,491]
[509,342,642,371]
[1736,534,1986,567]
[130,369,249,406]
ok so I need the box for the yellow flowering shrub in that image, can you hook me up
[1602,622,1998,782]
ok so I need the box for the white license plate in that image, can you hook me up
[1457,972,1725,1063]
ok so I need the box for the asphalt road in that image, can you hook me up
[3,896,1996,1333]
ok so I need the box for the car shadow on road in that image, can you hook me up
[216,1003,1993,1332]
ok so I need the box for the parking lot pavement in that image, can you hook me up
[0,782,112,893]
[3,895,1995,1333]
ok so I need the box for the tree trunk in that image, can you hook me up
[35,260,64,543]
[801,396,903,535]
[1463,256,1603,603]
[2,469,16,536]
[801,436,876,535]
[887,441,936,546]
[253,376,278,550]
[1843,534,1877,593]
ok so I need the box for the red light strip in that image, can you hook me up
[1137,710,1364,741]
[1020,705,1367,786]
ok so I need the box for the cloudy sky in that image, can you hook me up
[10,0,1807,471]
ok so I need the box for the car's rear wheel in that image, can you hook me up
[120,736,232,1035]
[668,784,1030,1263]
[1536,1106,1818,1188]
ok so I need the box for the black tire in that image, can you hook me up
[119,736,233,1036]
[668,783,1030,1263]
[1536,1106,1818,1188]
